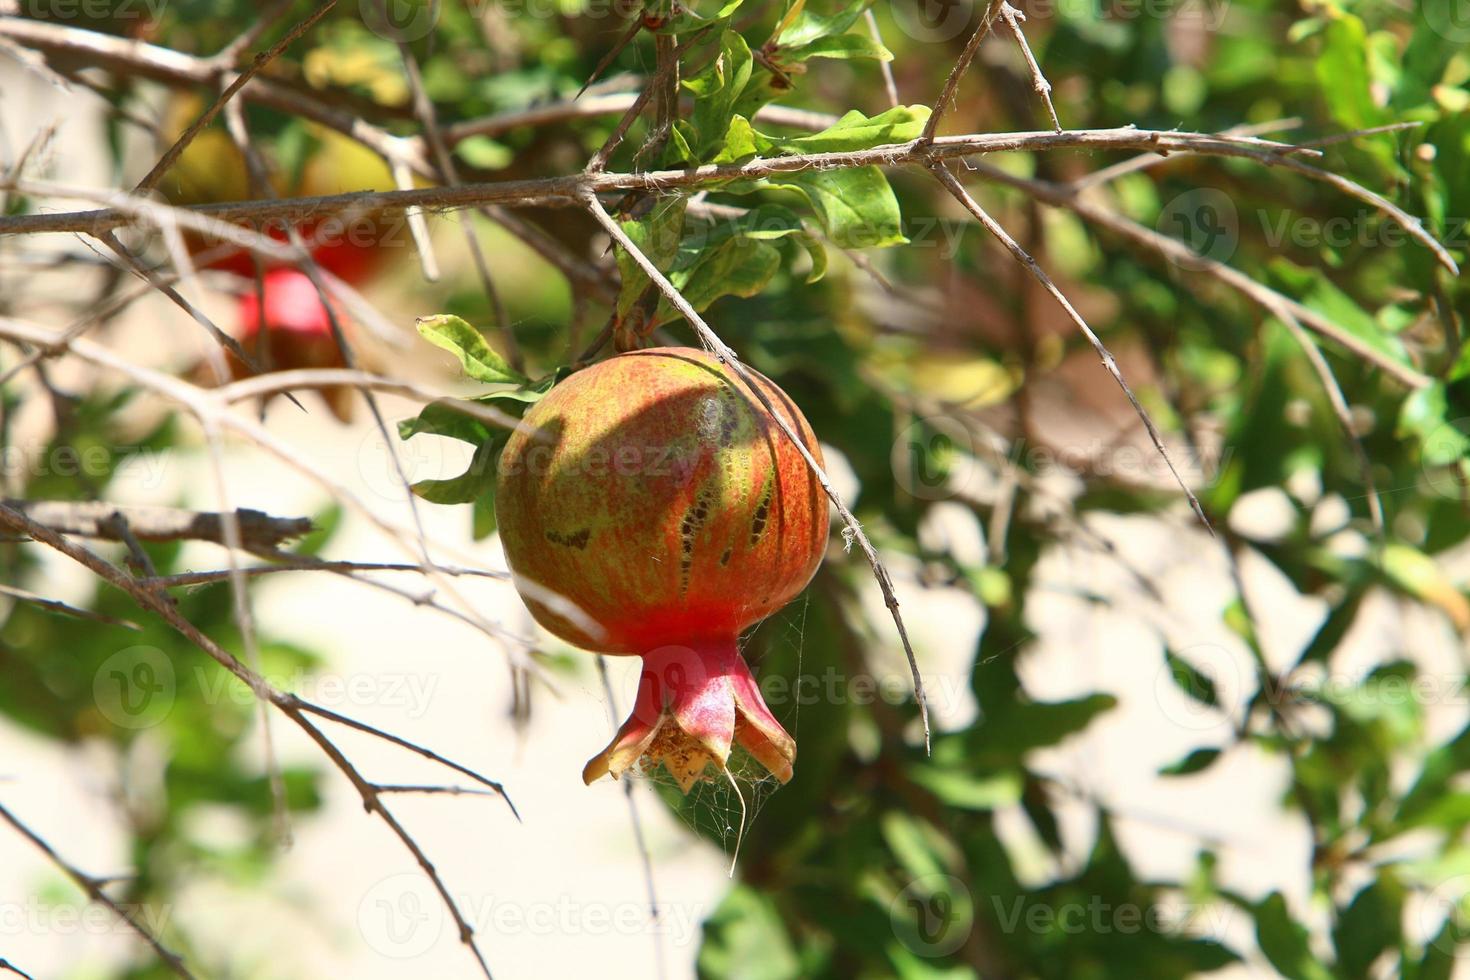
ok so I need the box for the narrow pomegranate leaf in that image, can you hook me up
[782,33,891,62]
[762,105,930,155]
[415,313,527,385]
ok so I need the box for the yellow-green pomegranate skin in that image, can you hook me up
[495,347,827,654]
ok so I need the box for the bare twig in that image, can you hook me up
[933,162,1212,530]
[962,159,1437,390]
[0,582,141,629]
[864,9,899,109]
[133,0,336,196]
[1277,315,1386,534]
[920,0,1008,142]
[596,656,666,980]
[145,558,509,588]
[0,127,1325,238]
[999,3,1059,132]
[0,799,195,979]
[0,502,512,978]
[2,499,313,548]
[0,959,34,980]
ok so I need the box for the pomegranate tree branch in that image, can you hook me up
[0,128,1323,238]
[0,501,511,978]
[133,0,337,195]
[999,2,1060,133]
[596,656,668,980]
[390,28,517,369]
[0,499,313,548]
[581,189,934,752]
[864,9,900,109]
[960,159,1437,390]
[143,559,508,589]
[0,582,141,629]
[921,0,1008,142]
[931,161,1212,531]
[0,799,196,980]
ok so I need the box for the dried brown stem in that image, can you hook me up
[0,800,195,979]
[133,0,336,196]
[933,162,1212,530]
[2,499,313,548]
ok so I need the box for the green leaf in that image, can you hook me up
[711,114,759,164]
[1159,747,1223,777]
[1375,543,1470,631]
[697,886,804,980]
[1266,260,1409,367]
[1399,383,1470,466]
[765,105,930,155]
[1252,892,1333,980]
[397,401,491,444]
[768,166,905,248]
[784,32,891,62]
[410,436,503,505]
[1315,14,1386,132]
[684,29,754,159]
[415,314,526,385]
[471,485,497,540]
[614,195,688,320]
[1333,876,1403,977]
[909,766,1022,809]
[453,135,512,169]
[777,0,869,47]
[1164,650,1219,707]
[671,235,782,312]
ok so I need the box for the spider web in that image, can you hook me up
[620,595,811,872]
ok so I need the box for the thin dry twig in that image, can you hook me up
[961,159,1437,391]
[999,3,1059,132]
[933,161,1213,531]
[0,581,141,629]
[0,799,196,979]
[1277,315,1386,534]
[0,127,1326,239]
[595,656,667,980]
[133,0,337,196]
[145,558,509,589]
[921,0,1008,142]
[2,498,313,548]
[0,959,34,980]
[0,501,512,978]
[864,9,899,109]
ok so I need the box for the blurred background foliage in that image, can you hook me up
[4,0,1470,977]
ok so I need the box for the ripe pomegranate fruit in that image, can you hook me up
[232,268,353,422]
[495,348,828,790]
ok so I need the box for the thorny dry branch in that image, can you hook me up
[0,3,1460,978]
